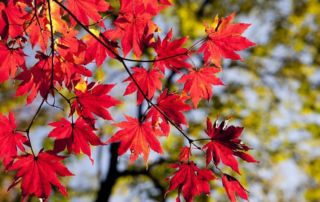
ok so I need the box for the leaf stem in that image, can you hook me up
[53,88,72,106]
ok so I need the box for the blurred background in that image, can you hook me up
[1,0,320,201]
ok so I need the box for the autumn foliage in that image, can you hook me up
[0,0,256,201]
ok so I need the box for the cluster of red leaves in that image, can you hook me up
[166,117,257,202]
[0,113,27,167]
[8,151,73,201]
[166,162,215,202]
[0,0,256,201]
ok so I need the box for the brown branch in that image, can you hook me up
[118,169,166,197]
[52,0,120,60]
[25,98,46,156]
[117,158,174,202]
[47,0,55,88]
[53,0,203,151]
[193,138,212,142]
[20,0,57,157]
[95,143,119,202]
[53,88,72,107]
[118,59,201,149]
[44,99,64,111]
[120,51,189,63]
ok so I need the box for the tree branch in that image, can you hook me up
[53,0,203,151]
[47,0,55,88]
[95,143,119,202]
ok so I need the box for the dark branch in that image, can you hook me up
[53,0,203,151]
[95,143,119,202]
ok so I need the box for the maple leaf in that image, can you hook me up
[222,174,248,202]
[71,82,120,123]
[54,36,93,89]
[66,0,110,25]
[8,151,73,201]
[15,52,53,104]
[178,146,191,162]
[55,58,92,89]
[106,115,163,163]
[202,118,257,173]
[166,162,215,202]
[55,26,82,59]
[177,66,223,107]
[0,113,27,167]
[84,31,118,66]
[124,67,163,105]
[0,3,9,39]
[55,35,94,86]
[24,0,67,51]
[0,42,25,83]
[198,13,256,67]
[47,1,71,35]
[106,0,159,57]
[48,117,104,162]
[1,1,26,39]
[146,89,191,136]
[26,12,50,51]
[153,29,191,73]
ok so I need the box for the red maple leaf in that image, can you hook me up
[56,27,82,59]
[8,151,73,201]
[202,118,257,173]
[106,0,159,57]
[198,13,255,67]
[124,67,163,105]
[178,146,191,162]
[55,58,92,89]
[26,12,50,51]
[71,82,120,123]
[222,174,248,202]
[153,29,191,73]
[146,89,191,136]
[84,32,118,66]
[166,162,215,202]
[0,112,27,167]
[15,52,53,104]
[177,66,223,107]
[55,37,93,89]
[0,42,25,83]
[1,1,26,39]
[48,117,104,162]
[66,0,110,25]
[107,115,163,163]
[0,3,9,39]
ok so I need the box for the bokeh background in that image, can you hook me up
[1,0,320,201]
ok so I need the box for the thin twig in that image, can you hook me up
[120,51,189,63]
[45,99,64,111]
[193,138,212,142]
[25,98,46,156]
[21,0,57,156]
[53,88,72,106]
[52,0,120,59]
[53,0,204,150]
[47,0,55,88]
